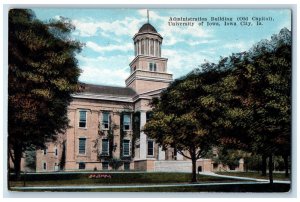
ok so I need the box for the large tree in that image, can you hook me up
[8,9,82,176]
[206,28,292,183]
[143,69,226,182]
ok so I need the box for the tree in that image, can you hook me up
[204,28,291,184]
[144,69,226,182]
[8,9,82,177]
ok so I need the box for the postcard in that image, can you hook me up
[7,7,292,193]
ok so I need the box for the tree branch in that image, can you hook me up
[178,150,191,160]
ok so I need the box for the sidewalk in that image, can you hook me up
[199,172,291,184]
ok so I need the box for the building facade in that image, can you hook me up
[34,22,243,173]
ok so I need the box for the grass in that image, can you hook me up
[8,172,238,187]
[216,171,290,181]
[8,172,290,192]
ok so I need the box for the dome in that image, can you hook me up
[138,23,157,33]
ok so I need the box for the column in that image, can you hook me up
[158,146,165,160]
[146,38,148,55]
[176,152,183,160]
[159,42,161,57]
[154,40,156,56]
[139,111,147,160]
[148,39,151,56]
[139,40,141,55]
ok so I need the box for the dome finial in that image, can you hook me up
[147,9,149,23]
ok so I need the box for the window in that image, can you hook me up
[124,162,130,171]
[149,62,157,72]
[43,148,47,155]
[79,110,87,128]
[43,162,47,170]
[123,140,130,156]
[101,112,110,130]
[102,162,109,170]
[79,138,86,154]
[147,140,154,156]
[55,148,58,156]
[123,114,131,131]
[79,162,85,170]
[102,139,109,156]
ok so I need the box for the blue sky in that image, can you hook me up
[32,8,291,87]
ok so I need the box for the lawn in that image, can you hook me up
[8,172,239,187]
[216,172,290,181]
[8,172,290,192]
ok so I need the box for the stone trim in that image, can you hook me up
[72,93,134,103]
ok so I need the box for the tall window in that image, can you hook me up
[79,138,86,154]
[102,139,109,156]
[79,110,87,128]
[149,62,157,72]
[43,162,47,170]
[43,148,47,155]
[55,148,58,156]
[123,139,130,156]
[147,140,154,156]
[101,112,110,130]
[123,114,131,131]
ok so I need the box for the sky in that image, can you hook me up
[32,8,291,87]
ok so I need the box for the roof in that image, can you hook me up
[138,23,157,33]
[80,83,137,97]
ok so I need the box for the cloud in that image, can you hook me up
[222,41,252,52]
[77,54,132,86]
[86,41,132,52]
[80,65,129,86]
[162,48,215,78]
[72,17,144,38]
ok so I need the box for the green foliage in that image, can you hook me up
[108,158,124,170]
[8,9,82,175]
[144,28,291,183]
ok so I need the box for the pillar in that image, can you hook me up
[158,146,165,160]
[139,111,147,160]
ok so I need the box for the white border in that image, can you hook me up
[1,1,299,201]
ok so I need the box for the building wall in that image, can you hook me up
[128,79,170,94]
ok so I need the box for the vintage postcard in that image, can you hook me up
[7,7,292,193]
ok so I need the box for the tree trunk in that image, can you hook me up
[268,155,273,184]
[191,157,197,183]
[283,154,289,178]
[262,154,267,176]
[13,145,23,179]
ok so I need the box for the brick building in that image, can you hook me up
[33,22,243,173]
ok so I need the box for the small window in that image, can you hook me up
[43,162,47,170]
[79,110,87,128]
[149,63,157,72]
[124,162,130,171]
[43,148,47,155]
[79,162,85,170]
[123,114,131,131]
[55,148,58,156]
[147,140,154,156]
[123,140,130,156]
[102,162,109,170]
[79,138,86,154]
[101,112,110,130]
[102,139,109,156]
